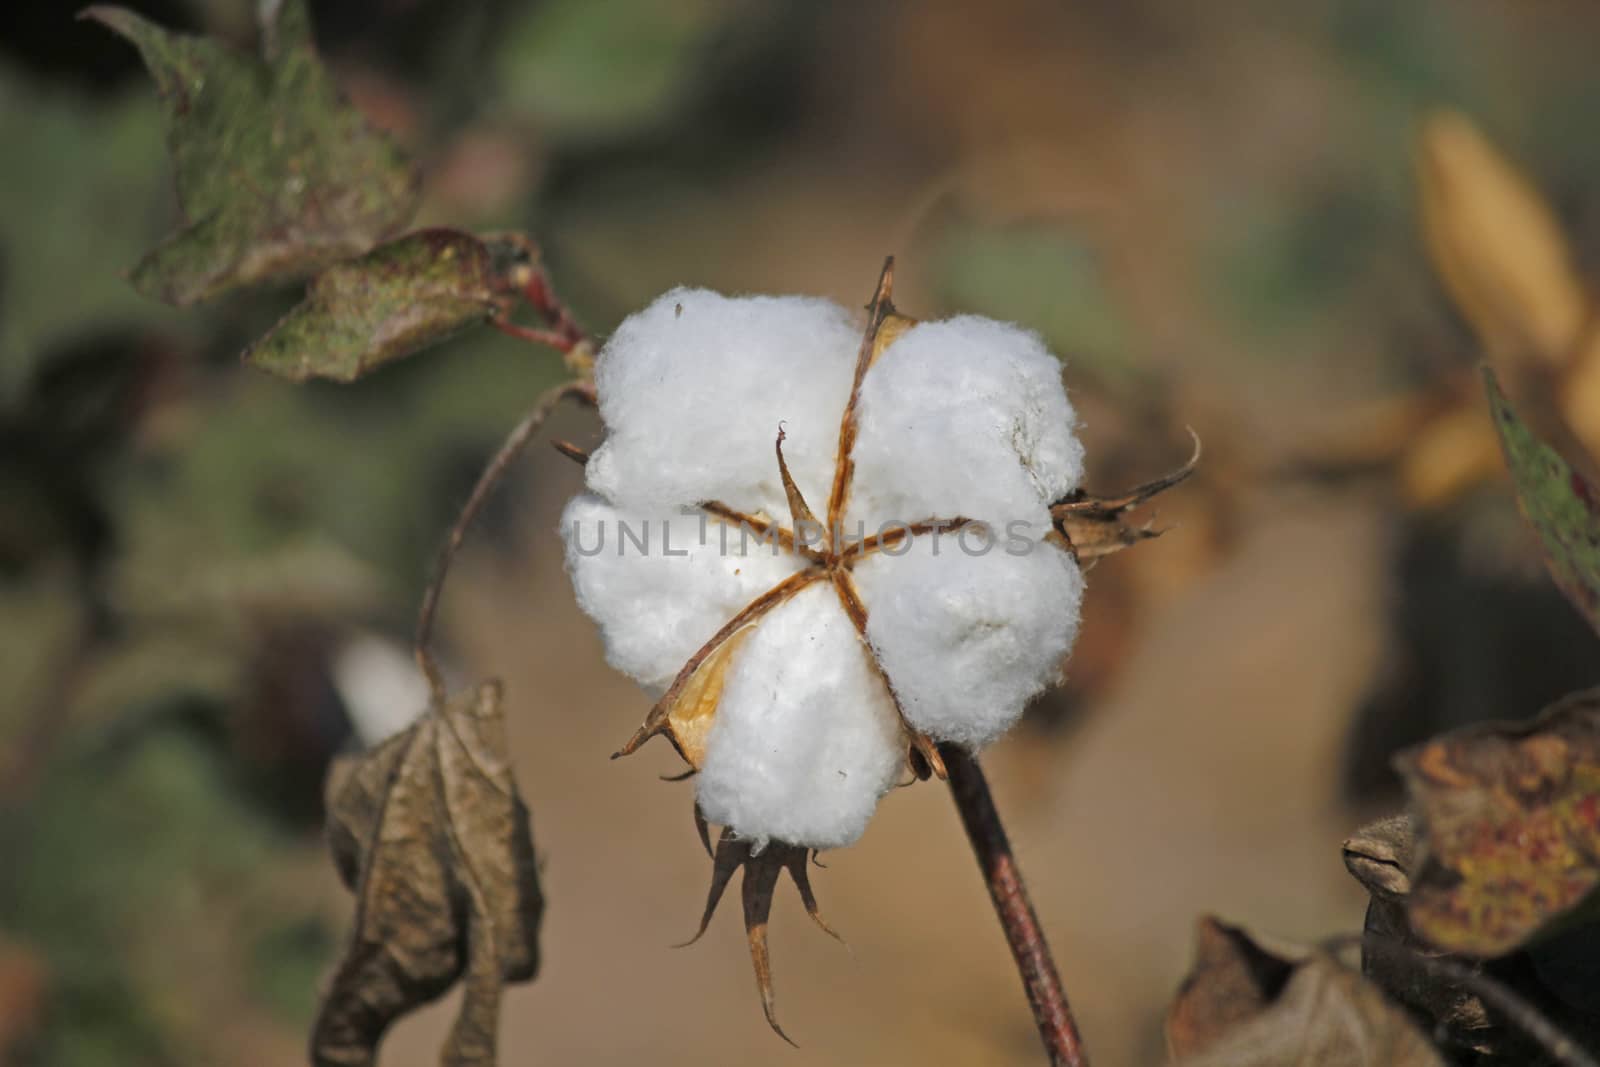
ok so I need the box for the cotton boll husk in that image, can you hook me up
[696,583,905,849]
[848,316,1084,532]
[586,289,860,520]
[561,494,803,693]
[852,529,1083,747]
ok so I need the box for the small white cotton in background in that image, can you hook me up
[332,633,432,747]
[585,289,861,519]
[849,316,1084,532]
[852,531,1083,747]
[696,583,905,850]
[561,494,803,694]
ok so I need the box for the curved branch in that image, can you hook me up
[414,378,595,702]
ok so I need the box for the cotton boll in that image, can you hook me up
[848,316,1084,532]
[852,530,1083,747]
[586,289,861,519]
[696,583,905,850]
[561,494,803,693]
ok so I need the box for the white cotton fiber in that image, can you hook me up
[564,287,1095,849]
[853,533,1083,747]
[585,289,861,520]
[695,583,905,849]
[561,494,802,693]
[848,316,1085,532]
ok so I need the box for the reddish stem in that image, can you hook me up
[942,744,1089,1067]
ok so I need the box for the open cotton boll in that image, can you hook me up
[696,583,905,849]
[849,316,1085,532]
[561,494,802,693]
[586,289,861,518]
[852,530,1083,747]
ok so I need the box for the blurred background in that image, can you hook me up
[5,0,1600,1062]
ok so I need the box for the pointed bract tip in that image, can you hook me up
[551,439,590,466]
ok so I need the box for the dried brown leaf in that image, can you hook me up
[1167,917,1445,1066]
[314,679,542,1067]
[1165,917,1293,1057]
[1398,688,1600,959]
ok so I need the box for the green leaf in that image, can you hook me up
[243,230,535,383]
[1484,367,1600,634]
[83,0,419,306]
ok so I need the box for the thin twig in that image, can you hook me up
[413,378,595,701]
[941,743,1088,1067]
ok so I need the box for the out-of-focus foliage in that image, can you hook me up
[494,0,745,141]
[8,0,1600,1063]
[0,74,173,399]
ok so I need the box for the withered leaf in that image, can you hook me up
[1397,688,1600,959]
[246,230,536,383]
[315,679,542,1067]
[1166,917,1445,1066]
[1165,916,1293,1056]
[84,0,419,306]
[1343,814,1600,1064]
[1486,369,1600,637]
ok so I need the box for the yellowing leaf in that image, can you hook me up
[1398,689,1600,958]
[1419,111,1582,370]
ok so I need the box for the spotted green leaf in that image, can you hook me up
[1485,367,1600,634]
[244,230,536,383]
[84,0,419,306]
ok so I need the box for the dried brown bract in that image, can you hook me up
[678,816,840,1046]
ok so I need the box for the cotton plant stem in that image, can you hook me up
[941,743,1089,1067]
[413,378,594,701]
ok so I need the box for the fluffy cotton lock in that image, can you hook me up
[563,287,1087,849]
